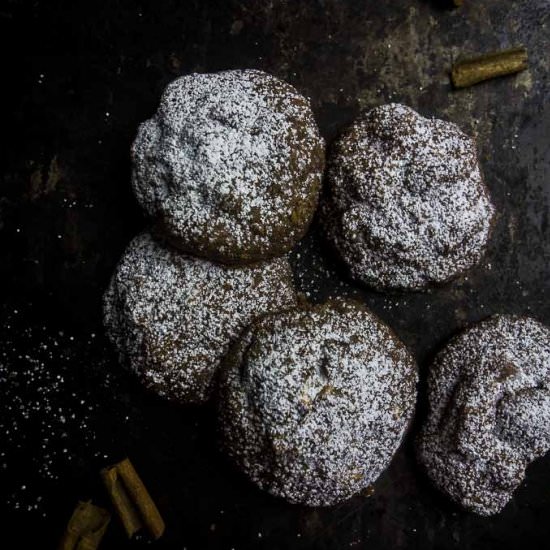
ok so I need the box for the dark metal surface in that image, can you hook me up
[1,1,549,548]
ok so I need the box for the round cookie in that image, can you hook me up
[103,232,297,404]
[417,315,550,515]
[132,69,325,265]
[218,300,417,506]
[323,103,495,291]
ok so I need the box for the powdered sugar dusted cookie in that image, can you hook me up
[324,103,495,290]
[218,300,417,506]
[417,315,550,515]
[103,232,297,404]
[132,69,325,265]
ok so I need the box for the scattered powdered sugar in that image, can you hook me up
[218,299,418,506]
[0,316,119,517]
[132,69,324,265]
[417,314,550,515]
[103,232,297,405]
[324,103,495,290]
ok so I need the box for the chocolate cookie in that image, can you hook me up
[417,315,550,515]
[103,232,297,404]
[218,300,417,506]
[132,69,325,265]
[323,103,495,291]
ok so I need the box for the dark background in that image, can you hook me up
[1,0,549,548]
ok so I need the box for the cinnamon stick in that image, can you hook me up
[101,457,165,540]
[451,47,528,88]
[58,500,110,550]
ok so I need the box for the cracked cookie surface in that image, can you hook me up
[103,232,297,404]
[132,69,325,265]
[323,103,495,290]
[218,299,417,506]
[417,314,550,515]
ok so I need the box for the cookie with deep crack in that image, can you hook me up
[218,299,417,506]
[417,314,550,515]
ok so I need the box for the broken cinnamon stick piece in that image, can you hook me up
[115,458,165,539]
[101,464,143,538]
[58,500,110,550]
[451,47,528,88]
[101,457,165,540]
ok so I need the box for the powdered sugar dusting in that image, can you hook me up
[103,232,297,404]
[218,300,417,506]
[132,69,324,264]
[0,316,121,517]
[324,103,495,290]
[417,315,550,515]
